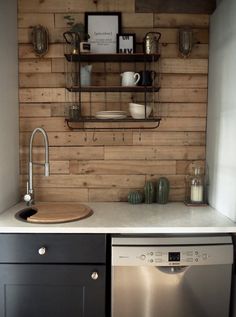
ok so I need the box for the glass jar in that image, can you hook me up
[190,167,204,203]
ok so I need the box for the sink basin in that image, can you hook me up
[15,203,93,224]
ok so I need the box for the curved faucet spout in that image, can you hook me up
[24,127,50,206]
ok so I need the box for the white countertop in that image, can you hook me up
[0,202,236,234]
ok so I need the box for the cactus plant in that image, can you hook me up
[156,177,170,204]
[144,181,155,204]
[128,191,143,204]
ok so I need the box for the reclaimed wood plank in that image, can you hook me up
[20,104,52,117]
[35,188,89,202]
[158,117,206,132]
[135,0,216,14]
[19,88,66,103]
[160,58,208,74]
[19,0,135,13]
[20,131,133,146]
[159,88,208,102]
[157,103,207,118]
[19,59,52,73]
[105,145,205,160]
[69,160,176,175]
[20,117,67,131]
[20,174,146,188]
[19,73,65,88]
[133,131,206,146]
[161,43,208,58]
[20,146,104,161]
[160,74,208,88]
[19,44,64,59]
[154,13,209,28]
[20,160,69,174]
[18,13,54,28]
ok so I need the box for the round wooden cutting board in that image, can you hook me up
[26,203,93,224]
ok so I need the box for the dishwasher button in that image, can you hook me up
[140,254,146,260]
[195,258,199,262]
[187,251,193,256]
[186,258,193,262]
[203,253,208,260]
[155,258,162,263]
[149,259,154,263]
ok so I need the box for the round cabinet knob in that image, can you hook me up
[38,247,46,256]
[91,272,99,280]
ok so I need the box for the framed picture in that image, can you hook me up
[117,33,136,54]
[85,12,121,53]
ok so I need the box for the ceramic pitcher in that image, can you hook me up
[80,65,92,86]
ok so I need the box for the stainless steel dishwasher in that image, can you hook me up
[112,235,233,317]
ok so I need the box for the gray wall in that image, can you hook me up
[207,0,236,221]
[0,1,19,213]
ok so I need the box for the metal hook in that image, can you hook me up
[139,129,142,142]
[113,133,116,142]
[92,130,97,142]
[122,130,125,142]
[84,132,87,142]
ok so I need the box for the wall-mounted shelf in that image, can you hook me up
[65,117,161,130]
[65,53,160,63]
[66,86,160,93]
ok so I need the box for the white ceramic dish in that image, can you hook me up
[95,111,127,119]
[129,103,152,119]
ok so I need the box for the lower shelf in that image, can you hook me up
[65,117,161,130]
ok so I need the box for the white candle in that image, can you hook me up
[191,185,203,203]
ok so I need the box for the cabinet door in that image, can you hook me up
[0,264,106,317]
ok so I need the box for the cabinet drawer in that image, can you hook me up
[0,234,106,263]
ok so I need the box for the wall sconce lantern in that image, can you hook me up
[31,25,49,57]
[178,27,194,58]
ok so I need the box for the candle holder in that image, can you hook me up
[184,165,208,206]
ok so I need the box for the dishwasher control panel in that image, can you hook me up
[112,245,233,266]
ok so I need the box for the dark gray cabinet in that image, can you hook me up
[0,234,107,317]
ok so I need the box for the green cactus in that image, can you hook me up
[144,181,155,204]
[156,177,170,204]
[128,191,143,204]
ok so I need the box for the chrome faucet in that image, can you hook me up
[24,127,50,206]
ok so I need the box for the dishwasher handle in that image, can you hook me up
[156,266,189,274]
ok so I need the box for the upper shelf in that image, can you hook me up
[65,53,160,63]
[66,86,160,93]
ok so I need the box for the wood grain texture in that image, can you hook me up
[69,160,176,175]
[18,5,209,202]
[26,203,92,223]
[135,0,216,14]
[18,13,55,28]
[19,0,135,13]
[154,14,209,28]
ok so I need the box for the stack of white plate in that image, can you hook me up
[95,111,127,119]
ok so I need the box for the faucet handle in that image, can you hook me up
[45,162,50,177]
[24,193,32,203]
[24,182,32,204]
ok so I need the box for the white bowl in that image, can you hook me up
[129,103,152,119]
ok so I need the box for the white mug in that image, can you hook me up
[121,71,141,87]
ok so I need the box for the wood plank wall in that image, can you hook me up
[18,0,208,202]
